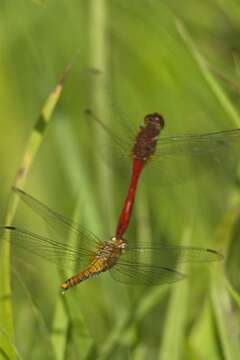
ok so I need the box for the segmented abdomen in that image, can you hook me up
[60,257,109,291]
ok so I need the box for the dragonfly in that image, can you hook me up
[0,187,223,292]
[85,109,240,238]
[112,112,164,238]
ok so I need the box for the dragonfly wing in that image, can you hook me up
[156,129,240,157]
[122,243,223,267]
[0,226,96,274]
[84,109,137,178]
[109,242,222,285]
[12,187,101,254]
[110,262,185,286]
[149,128,240,185]
[97,136,130,177]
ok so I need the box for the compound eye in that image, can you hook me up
[144,113,165,128]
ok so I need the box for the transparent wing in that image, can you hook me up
[156,129,240,157]
[110,263,185,285]
[84,109,133,176]
[85,110,240,184]
[12,187,101,254]
[110,242,222,285]
[143,128,240,184]
[123,242,223,266]
[0,226,97,274]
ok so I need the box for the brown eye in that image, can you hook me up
[144,113,165,128]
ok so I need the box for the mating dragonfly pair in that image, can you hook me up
[2,112,236,291]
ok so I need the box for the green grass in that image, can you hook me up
[0,0,240,359]
[0,55,72,359]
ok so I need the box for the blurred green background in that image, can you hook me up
[1,0,240,359]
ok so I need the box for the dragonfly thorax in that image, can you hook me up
[96,237,127,261]
[110,236,127,248]
[131,113,164,162]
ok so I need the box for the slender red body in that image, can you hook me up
[116,159,144,238]
[115,113,164,238]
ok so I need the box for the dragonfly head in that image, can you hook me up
[144,113,165,130]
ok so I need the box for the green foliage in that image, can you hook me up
[0,0,240,359]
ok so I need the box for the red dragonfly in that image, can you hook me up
[0,187,223,292]
[85,110,240,238]
[114,112,164,238]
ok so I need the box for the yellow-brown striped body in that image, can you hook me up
[61,237,127,291]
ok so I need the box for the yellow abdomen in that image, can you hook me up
[60,257,107,291]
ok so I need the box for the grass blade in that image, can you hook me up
[0,60,73,360]
[158,227,190,360]
[211,272,240,360]
[51,298,69,360]
[51,119,98,359]
[189,296,220,359]
[176,20,240,128]
[88,0,115,233]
